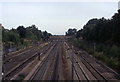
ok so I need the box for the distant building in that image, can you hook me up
[0,24,9,32]
[0,24,4,29]
[118,1,120,10]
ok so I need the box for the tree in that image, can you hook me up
[42,31,49,41]
[75,9,120,43]
[76,29,83,38]
[66,28,77,36]
[111,9,120,43]
[17,26,26,38]
[26,25,42,40]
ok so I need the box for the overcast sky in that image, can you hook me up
[1,1,119,35]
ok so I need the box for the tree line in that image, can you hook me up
[65,9,120,73]
[66,9,120,44]
[2,25,52,47]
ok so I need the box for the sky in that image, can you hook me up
[119,1,120,9]
[0,1,119,35]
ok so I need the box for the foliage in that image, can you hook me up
[17,26,26,38]
[26,25,42,40]
[66,28,77,36]
[2,24,52,49]
[2,29,20,45]
[42,31,49,41]
[67,9,120,44]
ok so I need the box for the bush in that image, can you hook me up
[87,48,94,55]
[109,45,120,57]
[95,52,105,61]
[96,44,104,52]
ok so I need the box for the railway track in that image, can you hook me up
[30,43,57,80]
[49,44,60,81]
[79,53,120,80]
[77,54,108,81]
[30,42,61,81]
[73,53,107,81]
[4,42,52,80]
[5,46,35,61]
[64,41,117,81]
[3,37,120,81]
[5,46,33,56]
[5,43,47,62]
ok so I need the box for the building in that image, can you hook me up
[0,24,4,29]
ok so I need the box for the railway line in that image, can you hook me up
[5,46,33,56]
[4,42,52,80]
[5,43,48,63]
[49,43,59,81]
[3,37,120,81]
[77,53,108,81]
[64,41,120,81]
[30,43,57,80]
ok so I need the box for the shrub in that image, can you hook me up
[109,45,120,57]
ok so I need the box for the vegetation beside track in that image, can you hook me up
[2,24,52,54]
[66,9,120,74]
[69,38,120,74]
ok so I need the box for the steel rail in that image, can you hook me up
[5,42,51,80]
[30,43,57,80]
[49,46,59,81]
[79,54,108,82]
